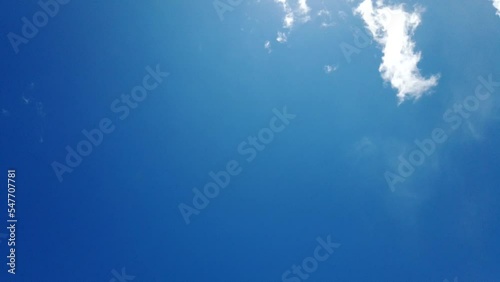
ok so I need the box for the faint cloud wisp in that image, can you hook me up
[323,65,338,74]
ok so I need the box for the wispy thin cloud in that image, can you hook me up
[272,0,311,46]
[355,0,439,103]
[276,31,288,43]
[318,9,335,28]
[264,40,272,53]
[324,65,338,74]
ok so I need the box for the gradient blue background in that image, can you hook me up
[1,0,500,281]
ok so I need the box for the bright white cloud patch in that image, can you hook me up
[493,0,500,16]
[355,0,439,103]
[275,0,311,29]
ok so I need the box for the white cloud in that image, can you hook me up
[298,0,310,12]
[264,40,272,53]
[318,9,335,28]
[317,9,330,17]
[324,65,338,74]
[493,0,500,16]
[269,0,310,46]
[355,0,439,103]
[275,0,311,29]
[276,31,288,43]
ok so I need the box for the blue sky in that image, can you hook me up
[1,0,500,281]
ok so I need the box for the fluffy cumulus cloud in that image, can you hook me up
[355,0,439,103]
[494,0,500,16]
[275,0,311,29]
